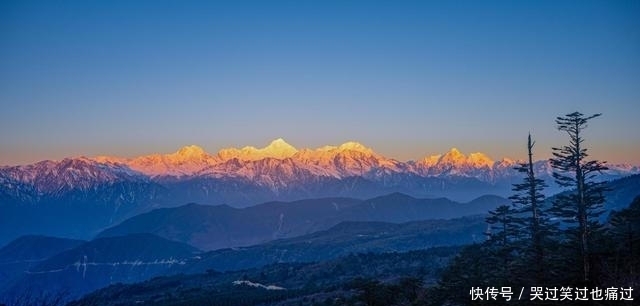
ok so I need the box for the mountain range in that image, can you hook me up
[3,138,637,202]
[1,139,637,245]
[71,138,634,183]
[96,193,504,251]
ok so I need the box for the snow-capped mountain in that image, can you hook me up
[0,138,637,247]
[95,145,221,178]
[217,138,298,161]
[2,139,638,203]
[101,139,637,185]
[0,157,168,209]
[413,148,504,180]
[89,140,510,183]
[0,158,168,246]
[92,139,406,180]
[1,157,148,196]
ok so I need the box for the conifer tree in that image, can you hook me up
[549,112,608,283]
[508,134,552,284]
[431,244,491,306]
[607,196,640,284]
[484,204,521,282]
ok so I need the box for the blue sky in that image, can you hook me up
[1,0,639,165]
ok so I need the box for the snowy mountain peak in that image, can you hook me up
[93,155,127,165]
[176,145,206,157]
[337,141,374,155]
[440,148,467,164]
[121,145,219,177]
[500,158,515,164]
[1,157,147,195]
[2,141,639,205]
[262,138,298,158]
[421,154,442,167]
[413,148,501,178]
[434,148,493,168]
[269,138,289,146]
[496,158,516,166]
[468,152,494,168]
[217,139,298,162]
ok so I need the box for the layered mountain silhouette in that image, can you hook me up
[96,193,506,251]
[0,216,482,302]
[0,235,85,293]
[0,234,199,302]
[171,215,486,273]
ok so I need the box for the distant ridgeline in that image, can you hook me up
[0,139,637,246]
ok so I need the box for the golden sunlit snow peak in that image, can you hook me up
[217,138,298,161]
[87,141,517,178]
[337,141,373,154]
[263,138,298,157]
[176,145,206,157]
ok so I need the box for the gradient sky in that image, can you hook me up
[1,0,639,165]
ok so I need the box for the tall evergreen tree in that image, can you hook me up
[607,196,640,285]
[431,244,492,306]
[549,112,608,283]
[484,204,521,283]
[509,134,552,284]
